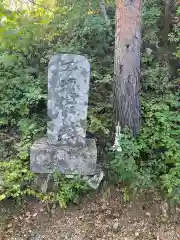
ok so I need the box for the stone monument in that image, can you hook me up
[30,54,103,188]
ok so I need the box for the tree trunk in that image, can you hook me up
[99,0,110,24]
[114,0,142,136]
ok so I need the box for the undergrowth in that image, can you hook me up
[0,1,112,207]
[0,1,179,206]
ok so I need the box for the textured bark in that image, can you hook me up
[114,0,141,135]
[99,0,110,24]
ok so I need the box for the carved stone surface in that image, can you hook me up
[30,54,102,187]
[47,54,90,146]
[30,137,97,175]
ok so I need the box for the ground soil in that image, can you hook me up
[0,186,180,240]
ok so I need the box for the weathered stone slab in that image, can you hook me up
[30,137,97,175]
[47,54,90,146]
[30,54,103,188]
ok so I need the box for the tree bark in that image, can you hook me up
[114,0,142,136]
[99,0,110,24]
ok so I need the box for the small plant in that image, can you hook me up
[109,125,150,193]
[52,172,90,208]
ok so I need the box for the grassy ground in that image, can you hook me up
[0,186,180,240]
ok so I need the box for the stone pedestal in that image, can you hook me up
[30,54,103,189]
[30,137,98,175]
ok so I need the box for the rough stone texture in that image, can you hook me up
[30,137,97,175]
[30,54,102,186]
[47,54,90,146]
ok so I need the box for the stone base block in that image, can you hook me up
[30,137,98,175]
